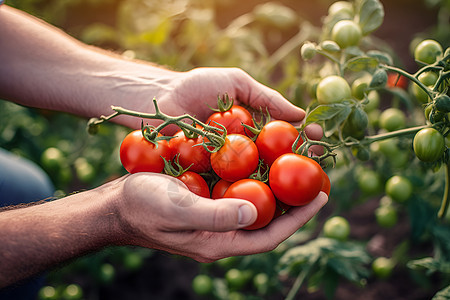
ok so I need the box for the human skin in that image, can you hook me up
[0,5,327,288]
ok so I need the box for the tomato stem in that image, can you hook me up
[382,65,435,100]
[438,162,449,219]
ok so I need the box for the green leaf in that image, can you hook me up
[367,50,393,65]
[356,0,385,35]
[305,103,352,125]
[370,68,388,88]
[344,56,379,72]
[433,285,450,300]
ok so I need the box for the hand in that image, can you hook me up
[116,172,328,262]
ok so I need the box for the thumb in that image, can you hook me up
[178,197,258,232]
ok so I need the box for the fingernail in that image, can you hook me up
[238,204,254,225]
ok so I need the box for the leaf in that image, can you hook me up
[305,103,352,125]
[367,50,393,65]
[344,56,379,72]
[433,285,450,300]
[356,0,385,35]
[370,68,388,88]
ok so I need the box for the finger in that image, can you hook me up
[173,196,258,232]
[304,123,323,140]
[232,71,305,122]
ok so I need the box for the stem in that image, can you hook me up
[382,65,434,100]
[360,125,429,146]
[438,162,449,219]
[285,257,318,300]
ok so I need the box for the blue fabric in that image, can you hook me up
[0,148,54,299]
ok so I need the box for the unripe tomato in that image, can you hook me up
[414,39,443,64]
[364,91,380,112]
[328,1,354,17]
[323,216,350,241]
[385,175,413,203]
[372,257,395,279]
[413,128,445,162]
[316,75,351,104]
[418,71,438,86]
[192,274,213,296]
[351,74,371,100]
[379,108,406,131]
[411,83,431,104]
[375,204,398,228]
[331,20,362,48]
[357,169,382,195]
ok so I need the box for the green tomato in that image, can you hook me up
[62,284,83,300]
[331,20,362,48]
[357,169,382,195]
[123,251,144,271]
[413,128,445,162]
[316,75,351,104]
[225,269,250,290]
[98,263,115,284]
[38,286,58,300]
[41,147,65,171]
[74,157,96,183]
[385,175,413,203]
[192,274,213,296]
[323,216,350,241]
[253,273,269,295]
[351,74,371,100]
[372,257,395,279]
[379,108,406,131]
[328,1,354,17]
[414,39,443,64]
[364,90,380,112]
[418,71,438,86]
[375,205,398,228]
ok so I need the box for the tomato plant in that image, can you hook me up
[223,179,276,230]
[119,129,172,174]
[255,120,301,166]
[269,153,324,206]
[210,134,259,182]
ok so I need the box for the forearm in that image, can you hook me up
[0,5,179,128]
[0,180,125,288]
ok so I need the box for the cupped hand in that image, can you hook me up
[116,172,328,262]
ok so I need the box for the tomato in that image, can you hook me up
[192,274,213,296]
[321,170,331,196]
[375,204,398,228]
[123,251,143,271]
[255,120,301,166]
[411,83,431,104]
[176,171,210,198]
[62,284,83,300]
[357,169,382,195]
[328,1,354,17]
[74,157,95,183]
[273,200,292,219]
[331,20,362,48]
[253,273,270,295]
[210,134,259,182]
[414,39,443,64]
[413,128,445,162]
[269,153,323,206]
[418,71,438,86]
[120,130,172,174]
[223,179,276,230]
[351,74,371,100]
[379,108,406,131]
[225,268,252,290]
[323,216,350,241]
[387,73,409,90]
[41,147,65,171]
[98,263,115,284]
[372,257,395,279]
[38,286,58,300]
[206,105,254,136]
[170,128,211,173]
[211,178,233,199]
[385,175,413,203]
[316,75,351,104]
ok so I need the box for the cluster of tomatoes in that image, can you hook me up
[119,100,330,230]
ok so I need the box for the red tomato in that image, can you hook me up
[269,153,323,206]
[387,73,408,90]
[176,171,210,198]
[273,200,292,219]
[210,134,259,182]
[120,130,172,174]
[211,179,233,199]
[255,120,301,166]
[206,105,254,136]
[223,179,276,230]
[321,170,331,196]
[170,128,211,173]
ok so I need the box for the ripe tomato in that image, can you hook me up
[316,75,351,104]
[120,130,172,174]
[273,200,292,219]
[210,134,259,182]
[413,128,445,162]
[176,171,210,198]
[387,73,409,90]
[331,20,362,48]
[223,179,276,230]
[414,39,443,64]
[269,153,323,206]
[206,105,254,136]
[211,178,233,199]
[323,216,350,241]
[170,128,211,173]
[255,120,301,166]
[321,170,331,196]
